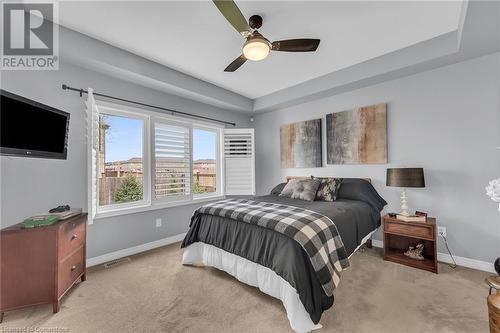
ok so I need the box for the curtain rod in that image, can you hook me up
[61,84,236,127]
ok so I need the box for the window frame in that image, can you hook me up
[151,116,192,205]
[92,101,225,220]
[191,124,223,200]
[96,104,151,215]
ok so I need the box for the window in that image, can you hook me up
[223,129,255,195]
[97,108,149,212]
[88,99,226,219]
[153,121,190,201]
[193,128,218,196]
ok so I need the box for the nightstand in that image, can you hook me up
[383,214,438,273]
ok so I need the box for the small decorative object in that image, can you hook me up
[386,168,425,216]
[486,178,500,275]
[404,243,425,261]
[280,119,322,168]
[415,211,428,218]
[486,178,500,211]
[326,103,387,164]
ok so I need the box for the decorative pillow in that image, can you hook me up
[314,177,343,202]
[280,179,321,202]
[270,182,287,195]
[337,178,387,212]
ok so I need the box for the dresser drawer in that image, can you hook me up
[58,246,84,297]
[58,218,85,261]
[384,221,434,240]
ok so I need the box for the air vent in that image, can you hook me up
[103,257,131,268]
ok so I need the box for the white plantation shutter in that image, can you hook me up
[224,128,255,195]
[154,121,191,200]
[86,88,99,224]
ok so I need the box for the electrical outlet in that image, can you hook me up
[155,218,162,228]
[438,226,446,238]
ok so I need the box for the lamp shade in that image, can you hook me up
[386,168,425,188]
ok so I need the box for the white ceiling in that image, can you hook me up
[58,1,463,99]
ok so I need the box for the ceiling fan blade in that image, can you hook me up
[224,55,247,72]
[271,39,320,52]
[213,0,251,35]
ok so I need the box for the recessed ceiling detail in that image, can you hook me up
[58,1,463,99]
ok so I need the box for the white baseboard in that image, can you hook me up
[372,239,384,248]
[436,253,495,273]
[87,233,495,273]
[86,233,187,267]
[370,239,495,273]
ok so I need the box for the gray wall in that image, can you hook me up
[0,61,251,258]
[254,52,500,263]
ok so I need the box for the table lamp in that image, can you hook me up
[386,168,425,216]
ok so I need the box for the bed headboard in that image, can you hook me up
[285,176,371,183]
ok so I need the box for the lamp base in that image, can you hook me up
[400,189,410,216]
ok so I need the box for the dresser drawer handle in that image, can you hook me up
[71,234,78,240]
[71,265,77,271]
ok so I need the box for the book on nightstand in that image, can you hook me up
[396,214,427,223]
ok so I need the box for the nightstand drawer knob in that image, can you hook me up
[71,234,78,240]
[71,265,77,271]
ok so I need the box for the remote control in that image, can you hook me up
[49,205,70,213]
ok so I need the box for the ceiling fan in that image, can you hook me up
[213,0,320,72]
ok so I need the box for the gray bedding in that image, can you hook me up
[182,180,386,324]
[255,195,381,256]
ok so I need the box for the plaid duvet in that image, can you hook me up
[193,198,350,297]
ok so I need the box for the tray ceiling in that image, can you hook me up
[59,1,463,99]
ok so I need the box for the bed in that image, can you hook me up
[181,178,387,332]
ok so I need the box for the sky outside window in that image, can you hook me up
[103,114,143,162]
[193,128,216,161]
[103,116,216,162]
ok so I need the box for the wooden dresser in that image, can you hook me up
[0,213,87,322]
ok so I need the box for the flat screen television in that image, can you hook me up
[1,90,70,159]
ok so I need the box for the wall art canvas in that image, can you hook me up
[280,119,322,168]
[326,103,387,164]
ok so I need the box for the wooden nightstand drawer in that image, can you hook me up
[384,221,434,240]
[58,218,85,261]
[58,246,84,297]
[383,215,437,273]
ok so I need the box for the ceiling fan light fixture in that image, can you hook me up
[242,37,270,61]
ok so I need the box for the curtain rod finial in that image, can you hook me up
[62,84,67,90]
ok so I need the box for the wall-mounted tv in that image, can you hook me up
[1,90,70,159]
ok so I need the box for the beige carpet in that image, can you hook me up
[1,243,491,333]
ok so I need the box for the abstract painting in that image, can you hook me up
[280,119,322,168]
[326,103,387,164]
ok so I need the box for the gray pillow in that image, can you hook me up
[270,182,287,195]
[280,179,321,201]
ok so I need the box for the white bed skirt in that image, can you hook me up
[182,242,319,333]
[181,231,375,332]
